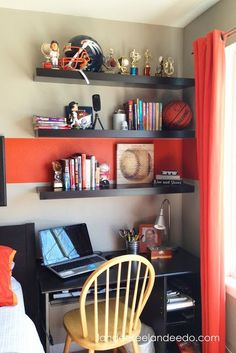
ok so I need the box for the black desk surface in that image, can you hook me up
[38,247,199,294]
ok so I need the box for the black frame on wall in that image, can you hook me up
[0,136,7,206]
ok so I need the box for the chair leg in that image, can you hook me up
[63,334,72,353]
[131,339,140,353]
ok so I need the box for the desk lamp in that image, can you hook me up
[154,198,171,245]
[152,199,173,259]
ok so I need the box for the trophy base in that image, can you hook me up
[53,182,63,189]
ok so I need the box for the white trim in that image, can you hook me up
[225,276,236,299]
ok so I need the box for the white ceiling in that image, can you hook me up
[0,0,220,28]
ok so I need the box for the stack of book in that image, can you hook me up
[33,115,69,130]
[167,290,195,311]
[56,154,100,191]
[153,170,183,185]
[124,99,163,130]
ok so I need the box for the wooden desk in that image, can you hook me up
[38,248,200,353]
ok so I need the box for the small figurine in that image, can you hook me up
[144,49,152,76]
[99,163,110,188]
[104,48,118,73]
[41,41,60,69]
[130,49,141,75]
[155,56,165,77]
[49,40,60,69]
[67,101,79,127]
[52,161,63,189]
[117,56,129,75]
[67,101,92,129]
[163,57,175,77]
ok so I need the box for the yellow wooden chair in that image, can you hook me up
[63,254,155,353]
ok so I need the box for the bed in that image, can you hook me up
[0,223,45,353]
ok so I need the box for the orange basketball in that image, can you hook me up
[162,101,192,129]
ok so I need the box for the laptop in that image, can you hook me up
[39,223,106,279]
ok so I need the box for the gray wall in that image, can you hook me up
[183,1,236,352]
[0,7,184,251]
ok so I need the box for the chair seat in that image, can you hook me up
[64,298,141,350]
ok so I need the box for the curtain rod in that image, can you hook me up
[221,27,236,40]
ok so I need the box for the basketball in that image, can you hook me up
[162,101,192,129]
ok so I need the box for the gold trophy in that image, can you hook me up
[52,161,63,189]
[144,49,152,76]
[163,57,175,77]
[155,56,165,77]
[117,56,129,75]
[104,48,118,73]
[130,49,141,76]
[156,56,175,77]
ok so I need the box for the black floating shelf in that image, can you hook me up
[37,183,195,200]
[35,129,195,139]
[34,68,195,89]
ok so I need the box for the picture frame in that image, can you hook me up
[0,136,7,207]
[139,224,161,253]
[116,143,154,185]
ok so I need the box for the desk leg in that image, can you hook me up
[45,293,50,353]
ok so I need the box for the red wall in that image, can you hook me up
[5,138,198,183]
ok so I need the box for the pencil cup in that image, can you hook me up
[126,241,140,255]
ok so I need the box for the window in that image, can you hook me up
[224,43,236,288]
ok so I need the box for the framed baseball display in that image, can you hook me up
[116,144,154,184]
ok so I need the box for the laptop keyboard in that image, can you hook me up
[51,256,103,272]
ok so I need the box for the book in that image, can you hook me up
[85,158,91,189]
[155,174,181,180]
[81,154,87,189]
[154,179,183,185]
[33,115,66,123]
[167,294,195,311]
[69,159,75,190]
[61,159,70,191]
[90,156,96,189]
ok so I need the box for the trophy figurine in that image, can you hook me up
[163,57,175,77]
[144,49,152,76]
[104,48,118,73]
[155,56,165,77]
[52,161,63,189]
[117,56,129,75]
[130,49,141,76]
[41,41,60,69]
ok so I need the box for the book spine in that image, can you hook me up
[159,102,163,130]
[142,102,146,130]
[136,98,140,130]
[74,157,79,189]
[149,102,153,130]
[139,100,143,130]
[81,154,87,189]
[90,156,96,189]
[155,103,159,130]
[152,102,155,130]
[134,103,138,130]
[128,100,133,130]
[78,156,82,190]
[33,115,66,122]
[96,163,100,188]
[69,159,75,190]
[154,179,183,185]
[85,158,91,189]
[146,103,149,131]
[62,159,70,191]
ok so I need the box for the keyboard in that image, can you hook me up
[51,255,103,272]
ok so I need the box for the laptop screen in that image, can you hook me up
[39,223,93,265]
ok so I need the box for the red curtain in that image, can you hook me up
[193,30,225,353]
